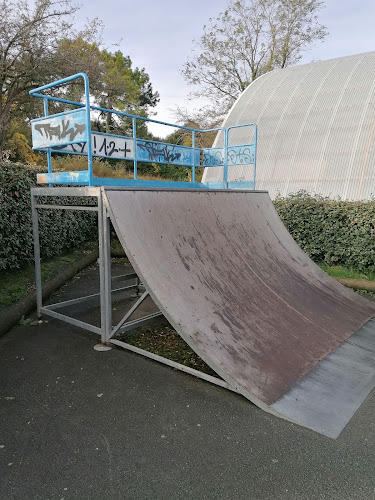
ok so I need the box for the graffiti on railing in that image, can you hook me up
[228,146,255,165]
[31,109,87,148]
[52,133,135,160]
[136,140,200,166]
[35,122,255,169]
[137,141,181,163]
[203,148,224,167]
[34,120,86,143]
[203,144,256,167]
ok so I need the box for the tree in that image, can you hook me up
[182,0,328,116]
[0,0,159,157]
[0,0,81,154]
[94,49,159,134]
[57,39,159,137]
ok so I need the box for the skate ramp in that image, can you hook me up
[104,188,375,437]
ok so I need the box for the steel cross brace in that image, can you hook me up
[108,290,163,340]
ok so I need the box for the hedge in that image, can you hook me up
[273,191,375,272]
[2,162,375,274]
[0,162,97,271]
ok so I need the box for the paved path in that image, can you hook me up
[1,265,375,499]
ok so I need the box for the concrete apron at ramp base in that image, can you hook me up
[103,187,375,438]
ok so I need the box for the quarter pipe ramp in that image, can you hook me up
[104,187,375,438]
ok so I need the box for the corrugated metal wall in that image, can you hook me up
[203,52,375,200]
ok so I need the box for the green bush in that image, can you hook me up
[273,191,375,272]
[0,161,97,271]
[2,162,375,275]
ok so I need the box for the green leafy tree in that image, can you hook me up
[0,0,159,158]
[52,38,159,137]
[0,0,81,154]
[95,49,159,135]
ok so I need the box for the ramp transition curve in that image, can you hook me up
[104,188,375,438]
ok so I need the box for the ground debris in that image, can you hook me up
[120,323,217,376]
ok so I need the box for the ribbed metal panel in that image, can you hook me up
[203,52,375,200]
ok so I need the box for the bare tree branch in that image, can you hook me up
[181,0,328,118]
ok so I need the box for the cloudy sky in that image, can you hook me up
[73,0,375,135]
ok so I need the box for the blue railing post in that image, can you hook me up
[29,73,92,184]
[82,73,93,187]
[253,124,258,190]
[226,123,257,189]
[191,130,196,183]
[43,98,52,177]
[223,129,229,189]
[132,116,137,180]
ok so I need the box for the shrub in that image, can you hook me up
[273,191,375,272]
[0,161,97,271]
[2,162,374,275]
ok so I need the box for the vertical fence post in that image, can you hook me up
[43,98,52,179]
[31,191,43,318]
[132,116,138,180]
[103,203,112,341]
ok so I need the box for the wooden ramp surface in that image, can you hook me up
[104,188,375,437]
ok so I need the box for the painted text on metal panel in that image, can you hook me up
[52,132,135,160]
[31,108,87,148]
[136,140,200,167]
[203,144,256,167]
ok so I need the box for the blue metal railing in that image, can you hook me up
[29,73,257,189]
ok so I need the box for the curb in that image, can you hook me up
[334,277,375,293]
[0,249,99,338]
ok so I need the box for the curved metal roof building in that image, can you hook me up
[203,51,375,200]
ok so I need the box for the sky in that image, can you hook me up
[70,0,375,136]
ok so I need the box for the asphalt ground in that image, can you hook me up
[1,263,375,500]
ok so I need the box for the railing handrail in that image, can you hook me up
[29,73,257,189]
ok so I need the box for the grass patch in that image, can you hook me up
[319,263,375,281]
[0,242,96,312]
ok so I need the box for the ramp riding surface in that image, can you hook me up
[104,188,375,437]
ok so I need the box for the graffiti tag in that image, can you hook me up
[34,120,86,143]
[52,133,135,160]
[31,109,88,148]
[228,146,255,165]
[137,141,182,163]
[203,145,255,167]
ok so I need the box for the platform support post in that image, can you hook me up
[98,190,112,343]
[31,192,43,318]
[223,128,229,189]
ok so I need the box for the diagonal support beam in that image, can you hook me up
[109,290,150,340]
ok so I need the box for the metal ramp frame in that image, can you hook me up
[31,186,375,439]
[31,187,236,393]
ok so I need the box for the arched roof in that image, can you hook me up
[203,51,375,200]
